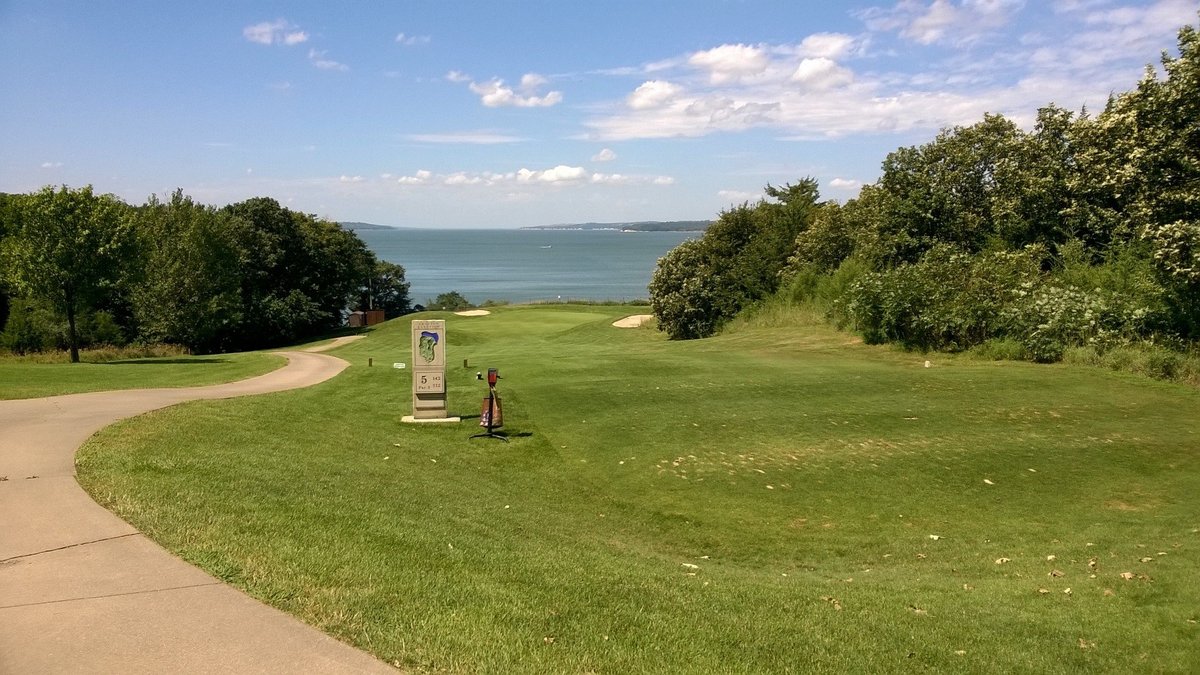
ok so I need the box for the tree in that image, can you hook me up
[221,198,375,348]
[0,186,134,362]
[132,190,243,352]
[650,179,822,339]
[361,260,411,316]
[428,291,472,311]
[649,238,733,339]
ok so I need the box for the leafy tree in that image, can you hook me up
[132,190,243,352]
[651,178,821,339]
[360,260,411,316]
[649,238,733,340]
[0,186,134,362]
[428,291,472,311]
[221,198,375,348]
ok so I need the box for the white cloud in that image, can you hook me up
[627,80,683,109]
[339,175,366,183]
[518,165,588,183]
[309,49,349,72]
[404,131,525,144]
[592,148,617,162]
[792,58,854,89]
[392,166,672,188]
[446,70,472,83]
[585,4,1189,143]
[40,161,62,168]
[397,169,433,185]
[466,74,563,108]
[395,32,431,46]
[797,33,859,59]
[857,0,1025,46]
[829,178,864,190]
[243,19,308,46]
[718,189,758,202]
[689,43,770,84]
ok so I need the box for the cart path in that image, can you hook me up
[0,350,397,674]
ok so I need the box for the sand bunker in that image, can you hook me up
[612,314,653,328]
[455,309,492,316]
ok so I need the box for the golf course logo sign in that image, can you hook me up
[410,319,447,419]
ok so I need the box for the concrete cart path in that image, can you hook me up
[0,350,397,674]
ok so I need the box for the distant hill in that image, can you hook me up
[339,221,399,231]
[523,220,711,232]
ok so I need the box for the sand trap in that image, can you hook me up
[612,314,653,328]
[455,309,491,316]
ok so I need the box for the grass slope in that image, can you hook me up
[78,306,1200,673]
[0,352,285,400]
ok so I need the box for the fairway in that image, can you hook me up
[77,306,1200,673]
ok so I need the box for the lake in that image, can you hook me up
[355,228,697,305]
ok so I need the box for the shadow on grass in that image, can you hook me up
[101,358,230,365]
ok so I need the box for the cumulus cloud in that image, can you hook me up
[829,177,864,190]
[592,148,617,162]
[40,161,63,168]
[689,43,770,84]
[792,58,854,89]
[397,169,434,185]
[243,19,308,46]
[466,73,563,108]
[446,70,472,83]
[627,80,683,109]
[395,32,431,46]
[518,165,588,183]
[339,175,366,183]
[584,1,1187,143]
[308,49,348,71]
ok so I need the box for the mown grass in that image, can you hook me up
[77,305,1200,673]
[0,350,285,400]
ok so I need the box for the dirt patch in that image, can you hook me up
[613,314,653,328]
[455,309,491,316]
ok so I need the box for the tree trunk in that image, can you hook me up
[65,287,80,363]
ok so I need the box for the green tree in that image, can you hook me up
[221,198,375,348]
[132,190,243,352]
[361,260,411,316]
[428,291,472,311]
[651,178,821,339]
[0,186,134,362]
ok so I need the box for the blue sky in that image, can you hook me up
[1,1,1195,228]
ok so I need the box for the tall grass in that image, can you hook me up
[0,343,189,364]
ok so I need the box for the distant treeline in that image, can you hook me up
[0,190,410,360]
[651,19,1200,365]
[524,220,711,232]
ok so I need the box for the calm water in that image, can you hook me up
[356,229,696,305]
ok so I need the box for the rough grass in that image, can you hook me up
[0,351,285,400]
[77,305,1200,673]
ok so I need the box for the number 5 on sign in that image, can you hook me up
[414,371,444,394]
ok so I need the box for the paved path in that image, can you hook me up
[0,350,396,674]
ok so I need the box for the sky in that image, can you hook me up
[1,1,1196,229]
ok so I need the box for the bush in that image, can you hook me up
[843,246,1041,350]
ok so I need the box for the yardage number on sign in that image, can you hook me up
[414,371,444,394]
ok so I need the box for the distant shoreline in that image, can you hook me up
[522,220,711,232]
[341,220,711,232]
